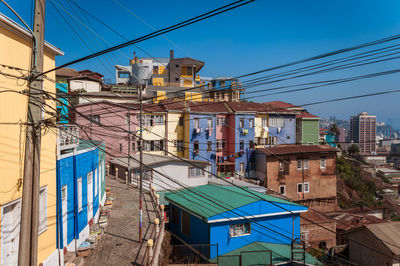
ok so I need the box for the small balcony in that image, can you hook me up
[57,125,79,155]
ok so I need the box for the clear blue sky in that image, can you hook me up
[2,0,400,128]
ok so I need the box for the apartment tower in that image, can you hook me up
[350,112,377,154]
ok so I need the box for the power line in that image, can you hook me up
[38,0,256,77]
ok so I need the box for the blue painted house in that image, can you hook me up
[233,113,255,177]
[56,138,106,251]
[165,185,309,261]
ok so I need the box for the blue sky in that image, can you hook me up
[2,0,400,128]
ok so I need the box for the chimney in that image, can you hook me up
[170,50,174,59]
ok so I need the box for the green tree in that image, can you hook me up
[330,123,340,138]
[348,144,360,156]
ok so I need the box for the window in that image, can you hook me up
[217,117,224,126]
[239,163,245,173]
[320,157,327,169]
[193,141,199,154]
[186,67,193,76]
[249,118,254,128]
[287,136,290,139]
[279,185,286,195]
[216,140,226,150]
[189,167,205,177]
[269,117,284,127]
[300,230,309,245]
[239,118,244,128]
[118,71,130,78]
[297,159,302,170]
[61,186,67,201]
[249,140,254,149]
[176,140,184,151]
[304,182,310,193]
[297,183,303,193]
[262,118,268,127]
[181,211,191,237]
[207,141,212,152]
[39,187,47,234]
[303,159,309,169]
[89,115,100,124]
[78,178,82,212]
[153,65,159,74]
[240,140,244,150]
[178,117,184,126]
[119,143,123,152]
[279,161,284,172]
[207,118,212,129]
[194,118,199,129]
[125,114,130,125]
[132,141,135,151]
[171,206,179,225]
[229,223,250,237]
[154,115,164,125]
[267,136,277,145]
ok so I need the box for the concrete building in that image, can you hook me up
[0,13,63,265]
[165,184,312,261]
[109,154,210,191]
[254,145,338,212]
[350,112,377,154]
[344,222,400,266]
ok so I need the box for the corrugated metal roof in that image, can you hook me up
[257,145,338,156]
[365,222,400,255]
[56,67,79,77]
[109,153,209,170]
[209,242,322,265]
[165,184,304,219]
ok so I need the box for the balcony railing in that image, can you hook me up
[58,125,79,154]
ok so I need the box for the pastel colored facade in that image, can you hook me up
[233,113,255,177]
[296,112,320,145]
[267,113,296,145]
[165,185,308,259]
[165,111,185,158]
[254,145,338,212]
[184,112,217,174]
[74,101,135,162]
[215,113,235,176]
[0,13,63,265]
[69,76,101,93]
[56,139,105,252]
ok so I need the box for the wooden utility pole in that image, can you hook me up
[127,106,131,187]
[18,0,46,265]
[139,85,143,242]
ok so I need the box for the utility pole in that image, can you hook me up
[19,0,45,265]
[139,85,143,242]
[127,106,131,187]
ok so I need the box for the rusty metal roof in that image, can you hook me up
[257,144,338,156]
[365,222,400,255]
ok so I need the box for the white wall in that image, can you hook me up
[70,80,101,93]
[152,162,209,191]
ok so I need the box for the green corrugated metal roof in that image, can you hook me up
[209,242,322,265]
[165,184,303,219]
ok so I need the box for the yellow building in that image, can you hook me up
[254,114,269,147]
[0,14,63,265]
[165,112,185,158]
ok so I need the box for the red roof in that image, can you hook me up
[257,144,338,155]
[335,213,387,231]
[159,100,229,113]
[296,112,319,119]
[265,100,299,108]
[301,209,335,224]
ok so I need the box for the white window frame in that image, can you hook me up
[229,223,251,237]
[77,178,83,212]
[297,183,303,193]
[95,168,98,196]
[297,159,302,170]
[194,118,199,129]
[304,182,310,193]
[249,118,254,128]
[189,167,205,178]
[303,159,309,169]
[239,118,244,128]
[262,118,268,127]
[39,186,48,235]
[207,118,212,129]
[279,185,286,195]
[320,157,327,169]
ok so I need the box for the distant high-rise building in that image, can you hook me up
[350,112,376,154]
